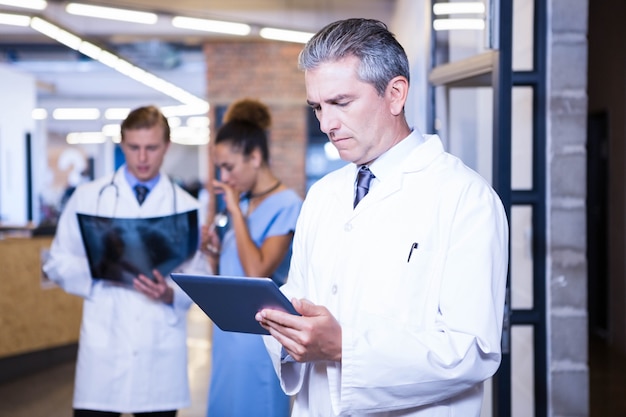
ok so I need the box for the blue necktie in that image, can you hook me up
[354,165,374,208]
[134,184,149,205]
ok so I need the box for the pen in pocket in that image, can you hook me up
[407,242,418,262]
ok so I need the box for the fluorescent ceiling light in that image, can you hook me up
[0,12,31,27]
[32,108,47,120]
[53,108,101,120]
[186,116,210,128]
[104,108,130,120]
[171,16,250,36]
[31,17,82,49]
[433,2,485,15]
[77,41,103,60]
[259,27,313,44]
[97,50,120,67]
[161,104,210,118]
[67,132,107,144]
[28,17,209,110]
[168,116,182,128]
[0,0,46,10]
[171,126,210,145]
[433,18,485,31]
[101,124,121,137]
[66,3,157,24]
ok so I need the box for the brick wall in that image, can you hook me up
[203,40,308,200]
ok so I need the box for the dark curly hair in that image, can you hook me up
[216,98,271,163]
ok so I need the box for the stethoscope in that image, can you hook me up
[97,169,177,218]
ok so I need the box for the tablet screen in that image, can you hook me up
[171,273,298,335]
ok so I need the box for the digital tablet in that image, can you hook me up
[171,273,299,335]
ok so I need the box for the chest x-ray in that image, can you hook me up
[77,210,198,285]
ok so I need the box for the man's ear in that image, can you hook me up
[388,76,409,116]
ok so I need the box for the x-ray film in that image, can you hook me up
[77,210,198,285]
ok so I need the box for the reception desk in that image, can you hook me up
[0,235,82,375]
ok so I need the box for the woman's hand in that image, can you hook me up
[201,223,221,256]
[213,179,241,214]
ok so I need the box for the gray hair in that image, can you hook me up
[298,18,410,96]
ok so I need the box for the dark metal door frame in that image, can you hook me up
[428,1,548,415]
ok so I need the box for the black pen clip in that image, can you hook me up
[407,242,418,262]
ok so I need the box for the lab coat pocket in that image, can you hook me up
[404,244,439,322]
[358,241,434,322]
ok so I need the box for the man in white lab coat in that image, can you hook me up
[256,19,509,416]
[44,105,211,417]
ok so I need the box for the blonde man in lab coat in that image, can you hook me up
[256,19,509,417]
[44,105,211,417]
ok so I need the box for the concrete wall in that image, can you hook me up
[547,0,590,415]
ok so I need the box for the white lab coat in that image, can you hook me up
[264,134,509,416]
[43,166,211,413]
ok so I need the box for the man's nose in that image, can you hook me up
[318,110,340,134]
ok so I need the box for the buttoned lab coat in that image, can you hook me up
[44,167,211,413]
[264,134,509,416]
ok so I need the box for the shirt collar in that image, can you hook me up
[367,129,424,183]
[123,165,161,191]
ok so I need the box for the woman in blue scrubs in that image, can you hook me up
[203,99,302,416]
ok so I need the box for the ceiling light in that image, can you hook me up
[28,17,209,110]
[259,27,313,44]
[168,116,182,128]
[101,124,121,136]
[66,132,107,144]
[0,12,31,26]
[77,41,103,60]
[104,108,130,120]
[0,0,46,10]
[171,16,250,36]
[31,17,82,49]
[171,126,210,145]
[186,116,210,128]
[96,50,120,67]
[433,18,485,31]
[161,104,209,117]
[53,108,100,120]
[32,108,47,120]
[66,3,157,24]
[433,2,485,15]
